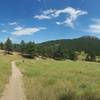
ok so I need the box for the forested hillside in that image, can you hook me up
[0,36,100,61]
[38,36,100,56]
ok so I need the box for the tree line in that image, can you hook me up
[0,37,98,62]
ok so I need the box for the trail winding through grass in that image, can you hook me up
[0,61,26,100]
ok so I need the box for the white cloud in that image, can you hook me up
[43,9,56,15]
[14,26,23,31]
[9,22,17,25]
[56,22,61,25]
[34,15,51,20]
[55,7,87,27]
[34,9,55,20]
[34,7,87,27]
[87,19,100,34]
[12,27,46,36]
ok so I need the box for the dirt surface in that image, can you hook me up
[0,61,26,100]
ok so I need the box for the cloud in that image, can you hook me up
[14,26,23,31]
[43,9,56,15]
[56,22,61,25]
[34,7,87,27]
[87,19,100,34]
[9,22,17,25]
[12,26,46,36]
[34,10,54,20]
[34,9,55,20]
[34,15,51,20]
[55,7,87,27]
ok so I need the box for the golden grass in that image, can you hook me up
[17,59,100,100]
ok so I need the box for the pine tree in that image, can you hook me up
[25,42,36,58]
[4,38,13,54]
[20,40,26,54]
[0,42,4,50]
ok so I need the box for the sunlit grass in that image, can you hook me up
[17,59,100,100]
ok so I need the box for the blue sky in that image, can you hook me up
[0,0,100,43]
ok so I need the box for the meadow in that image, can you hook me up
[17,59,100,100]
[0,50,100,100]
[0,51,22,97]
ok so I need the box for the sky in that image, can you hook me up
[0,0,100,43]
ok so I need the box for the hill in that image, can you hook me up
[38,36,100,56]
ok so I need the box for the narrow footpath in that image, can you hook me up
[0,61,26,100]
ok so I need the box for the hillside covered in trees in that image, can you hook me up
[0,36,100,61]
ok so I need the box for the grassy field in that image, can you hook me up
[0,50,100,100]
[0,51,22,96]
[17,59,100,100]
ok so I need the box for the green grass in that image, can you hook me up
[17,59,100,100]
[0,51,22,96]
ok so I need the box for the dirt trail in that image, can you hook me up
[0,61,26,100]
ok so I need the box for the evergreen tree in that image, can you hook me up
[20,41,36,58]
[13,44,20,52]
[25,42,36,58]
[4,38,13,54]
[20,40,26,54]
[0,42,4,50]
[68,50,79,61]
[53,46,67,60]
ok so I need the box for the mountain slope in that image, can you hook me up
[38,36,100,56]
